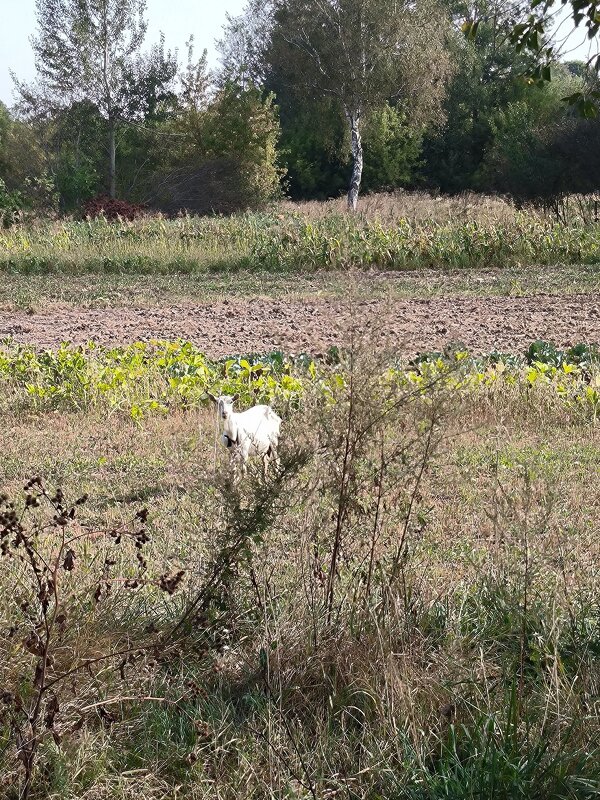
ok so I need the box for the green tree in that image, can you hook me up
[15,0,177,198]
[217,0,273,89]
[422,0,545,192]
[279,99,421,199]
[478,67,591,200]
[203,86,282,201]
[278,99,349,199]
[0,109,57,220]
[0,105,47,194]
[154,84,283,214]
[179,38,210,112]
[44,101,105,210]
[0,103,9,171]
[463,0,600,114]
[115,38,209,204]
[267,0,453,209]
[361,104,422,192]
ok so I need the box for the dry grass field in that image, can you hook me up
[1,194,600,799]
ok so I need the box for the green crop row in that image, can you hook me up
[0,339,598,421]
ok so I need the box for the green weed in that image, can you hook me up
[2,207,600,275]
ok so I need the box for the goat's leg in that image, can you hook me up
[231,451,244,486]
[271,446,281,472]
[262,453,269,481]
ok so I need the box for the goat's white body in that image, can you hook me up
[219,403,281,479]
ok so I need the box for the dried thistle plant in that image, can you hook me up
[0,479,185,799]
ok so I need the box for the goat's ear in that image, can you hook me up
[206,391,217,404]
[232,393,240,403]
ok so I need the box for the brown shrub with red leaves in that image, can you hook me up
[82,194,146,221]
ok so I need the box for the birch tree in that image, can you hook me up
[15,0,177,198]
[269,0,453,209]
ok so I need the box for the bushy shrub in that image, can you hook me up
[152,84,284,215]
[0,177,23,227]
[81,194,147,220]
[0,173,58,226]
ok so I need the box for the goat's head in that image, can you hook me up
[207,391,240,421]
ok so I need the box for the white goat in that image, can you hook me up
[207,392,281,481]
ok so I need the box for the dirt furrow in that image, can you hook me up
[0,294,598,356]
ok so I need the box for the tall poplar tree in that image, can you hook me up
[15,0,177,198]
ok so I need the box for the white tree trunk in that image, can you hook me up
[347,110,363,211]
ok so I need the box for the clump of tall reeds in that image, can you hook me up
[2,193,599,275]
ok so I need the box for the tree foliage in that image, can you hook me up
[361,104,423,192]
[479,68,599,199]
[462,0,600,114]
[423,0,546,192]
[15,0,177,197]
[0,102,50,215]
[151,85,283,214]
[217,0,273,89]
[2,0,598,218]
[267,0,454,208]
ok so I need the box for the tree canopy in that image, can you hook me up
[1,0,597,217]
[15,0,177,197]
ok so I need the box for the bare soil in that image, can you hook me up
[0,293,598,356]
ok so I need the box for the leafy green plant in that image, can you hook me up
[0,339,598,422]
[0,178,24,228]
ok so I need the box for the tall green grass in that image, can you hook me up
[2,208,600,274]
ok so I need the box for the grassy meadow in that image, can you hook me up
[1,192,600,282]
[1,194,600,799]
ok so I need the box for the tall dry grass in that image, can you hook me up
[280,189,523,224]
[2,191,600,277]
[1,333,600,798]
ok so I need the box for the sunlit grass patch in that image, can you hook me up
[2,205,600,276]
[1,335,600,799]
